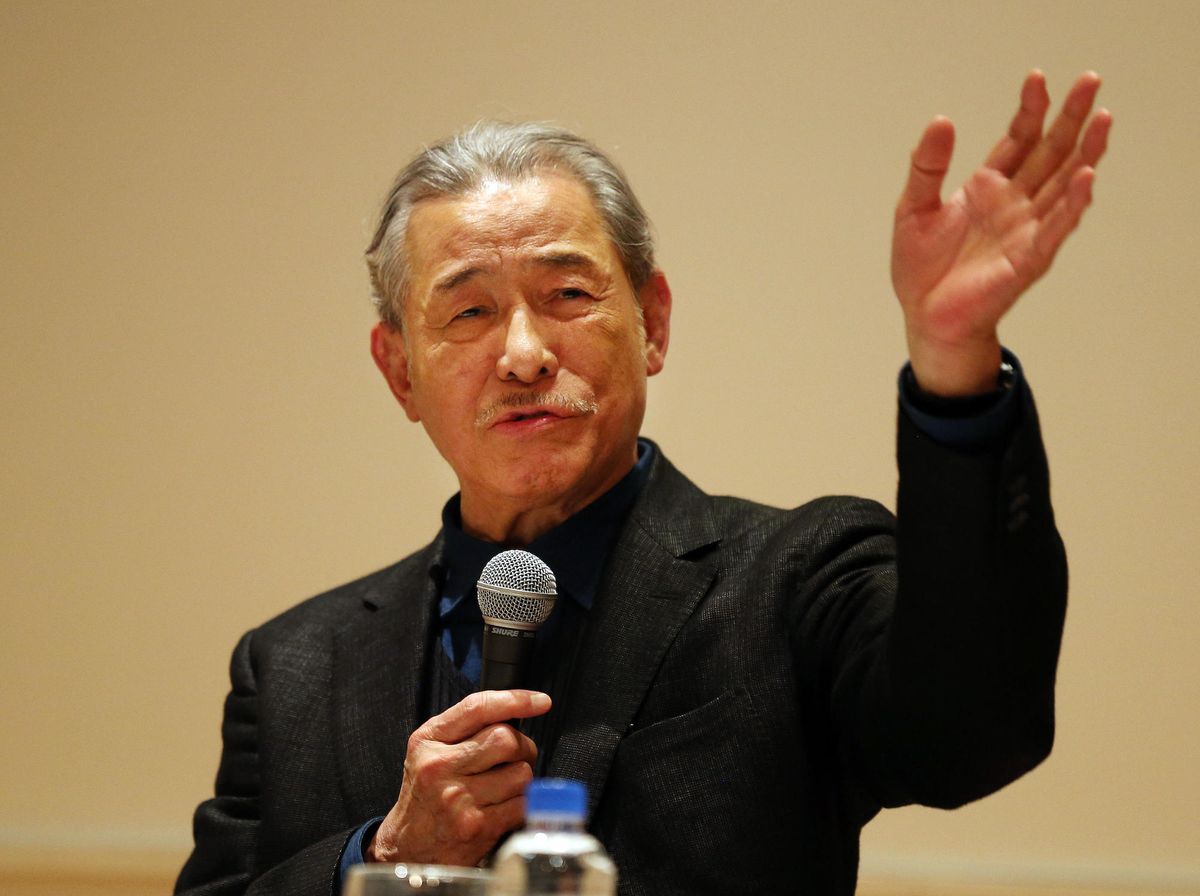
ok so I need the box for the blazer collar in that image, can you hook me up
[330,534,443,820]
[625,443,724,558]
[547,447,722,817]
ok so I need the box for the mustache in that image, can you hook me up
[475,390,598,427]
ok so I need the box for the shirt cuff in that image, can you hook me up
[335,817,386,895]
[898,348,1024,450]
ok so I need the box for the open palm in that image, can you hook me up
[892,71,1111,395]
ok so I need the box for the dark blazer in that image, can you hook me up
[177,397,1067,896]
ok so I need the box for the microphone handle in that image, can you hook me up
[480,622,537,691]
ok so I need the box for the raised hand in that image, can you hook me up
[892,71,1112,395]
[367,690,552,866]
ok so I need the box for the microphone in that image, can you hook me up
[477,549,557,691]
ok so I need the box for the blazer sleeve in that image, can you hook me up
[801,381,1069,811]
[175,630,353,896]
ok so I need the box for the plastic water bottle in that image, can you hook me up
[489,778,616,896]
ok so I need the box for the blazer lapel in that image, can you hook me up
[331,539,442,821]
[547,451,721,817]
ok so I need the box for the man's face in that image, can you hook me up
[370,173,670,541]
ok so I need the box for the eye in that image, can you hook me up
[454,306,484,320]
[559,288,590,300]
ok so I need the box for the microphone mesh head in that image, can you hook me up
[477,549,557,628]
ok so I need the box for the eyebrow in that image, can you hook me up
[531,250,603,274]
[432,250,604,294]
[432,266,482,294]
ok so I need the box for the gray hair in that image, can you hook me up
[365,121,656,328]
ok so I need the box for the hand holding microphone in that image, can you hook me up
[367,689,550,866]
[367,550,558,866]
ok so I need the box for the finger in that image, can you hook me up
[443,785,528,841]
[420,690,551,744]
[984,70,1051,176]
[440,787,527,857]
[896,116,955,218]
[1013,71,1101,195]
[474,793,527,843]
[1079,107,1113,168]
[466,760,535,807]
[456,722,539,775]
[1033,166,1095,270]
[1031,110,1111,218]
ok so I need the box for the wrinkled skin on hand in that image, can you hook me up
[366,690,552,867]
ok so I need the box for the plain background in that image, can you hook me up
[2,0,1197,890]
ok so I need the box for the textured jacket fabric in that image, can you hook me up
[177,395,1067,896]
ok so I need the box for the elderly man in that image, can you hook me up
[177,71,1110,896]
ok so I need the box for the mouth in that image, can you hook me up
[477,391,599,430]
[495,407,565,426]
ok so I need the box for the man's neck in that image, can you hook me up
[460,503,575,546]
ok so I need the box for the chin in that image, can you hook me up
[497,461,580,499]
[496,451,599,502]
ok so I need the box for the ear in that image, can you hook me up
[370,323,421,422]
[639,270,672,376]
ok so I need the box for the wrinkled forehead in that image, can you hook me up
[403,173,622,293]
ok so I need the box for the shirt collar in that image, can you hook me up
[437,439,655,620]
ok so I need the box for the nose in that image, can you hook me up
[496,306,558,383]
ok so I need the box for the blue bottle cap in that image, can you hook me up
[525,778,587,818]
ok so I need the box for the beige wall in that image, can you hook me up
[2,1,1198,892]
